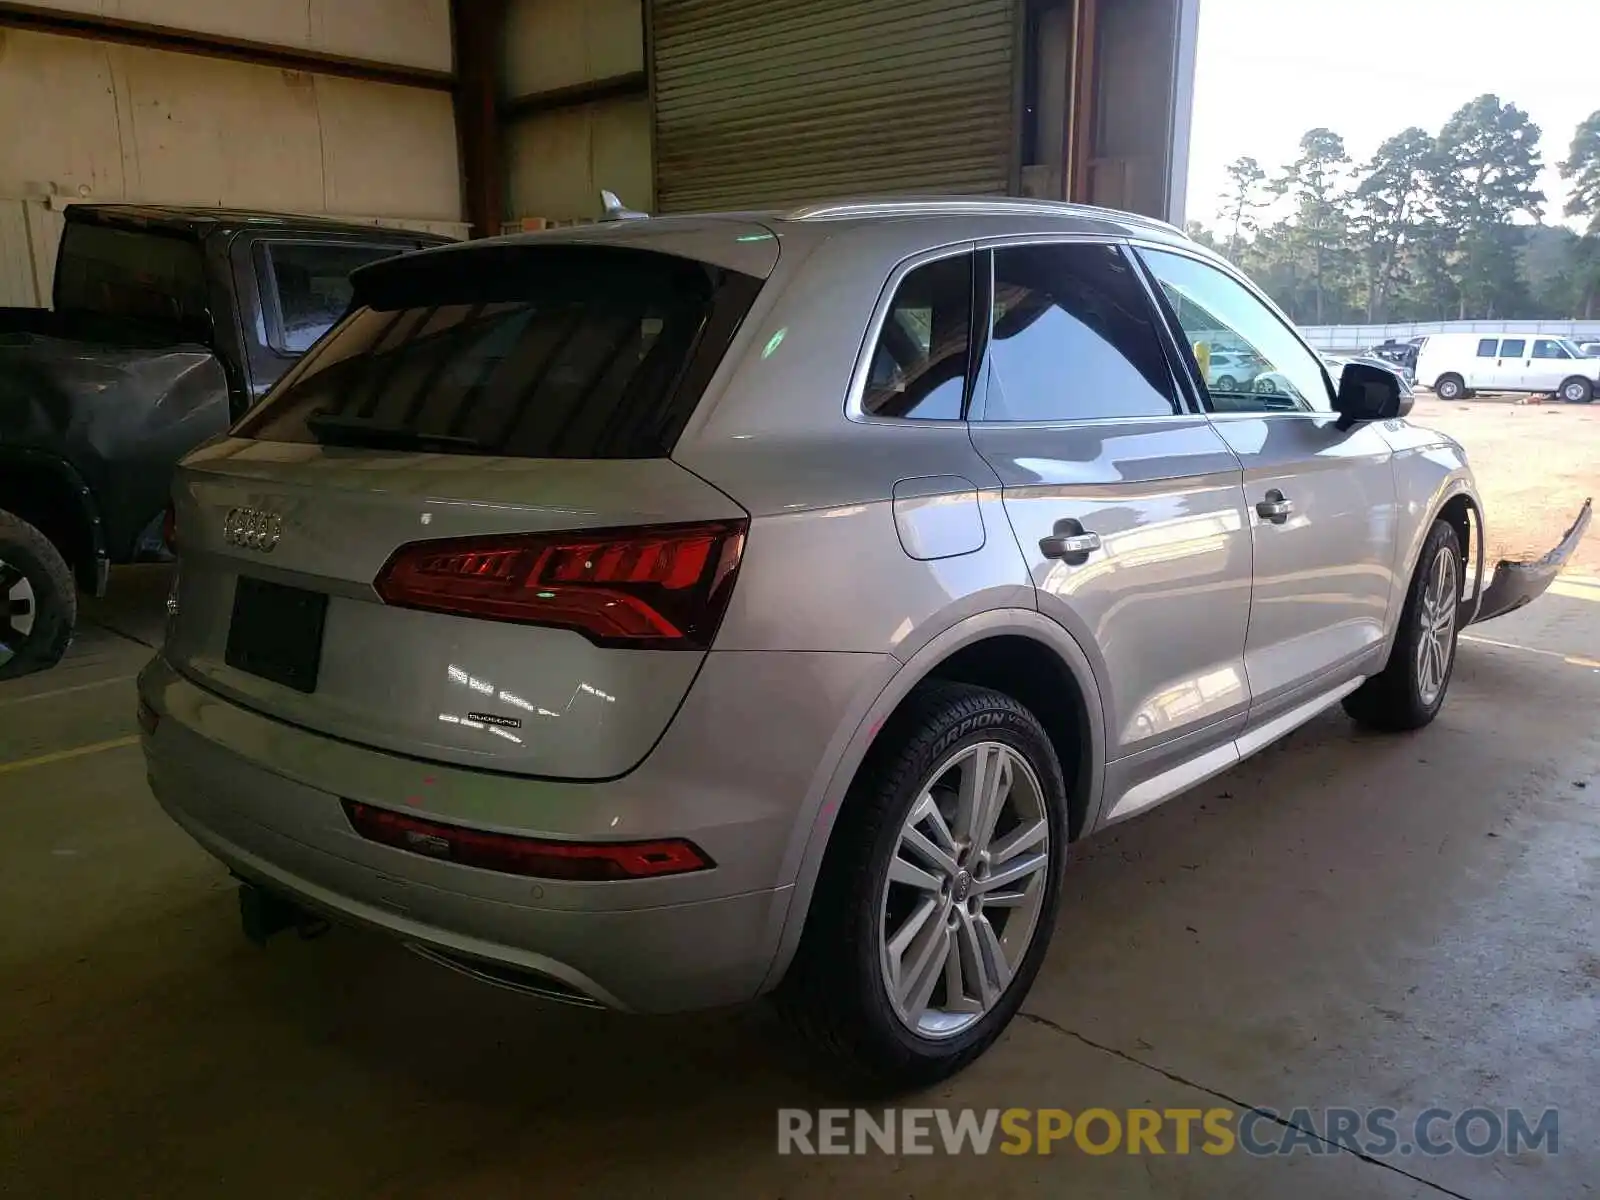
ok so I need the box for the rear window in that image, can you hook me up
[237,243,762,459]
[54,223,209,333]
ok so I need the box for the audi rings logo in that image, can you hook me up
[223,507,284,553]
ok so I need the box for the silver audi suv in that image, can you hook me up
[138,197,1587,1088]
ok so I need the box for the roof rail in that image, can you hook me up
[783,196,1187,237]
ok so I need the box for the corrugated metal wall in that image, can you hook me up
[650,0,1018,213]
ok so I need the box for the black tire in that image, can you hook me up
[1216,375,1237,391]
[1559,377,1594,405]
[1434,373,1465,401]
[0,509,77,680]
[1343,519,1461,732]
[775,681,1069,1091]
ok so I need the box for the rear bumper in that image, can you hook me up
[1471,498,1592,624]
[139,647,893,1013]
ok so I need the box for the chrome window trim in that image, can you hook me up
[965,412,1228,432]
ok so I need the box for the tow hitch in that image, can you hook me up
[1470,498,1593,625]
[238,880,329,945]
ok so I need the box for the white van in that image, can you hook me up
[1415,333,1598,403]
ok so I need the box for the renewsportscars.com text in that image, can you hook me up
[777,1106,1559,1158]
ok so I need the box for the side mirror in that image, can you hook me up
[1334,362,1404,431]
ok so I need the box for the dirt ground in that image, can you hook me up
[1408,393,1600,575]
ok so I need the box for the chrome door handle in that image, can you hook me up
[1039,521,1102,564]
[1256,490,1292,524]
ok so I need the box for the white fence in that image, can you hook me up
[1300,320,1600,351]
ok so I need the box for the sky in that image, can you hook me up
[1185,0,1600,231]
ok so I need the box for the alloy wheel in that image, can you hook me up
[1415,544,1458,707]
[0,556,36,672]
[878,741,1052,1040]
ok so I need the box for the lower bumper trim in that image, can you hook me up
[1471,497,1592,624]
[403,943,606,1008]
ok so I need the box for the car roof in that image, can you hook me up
[388,195,1201,282]
[64,203,454,243]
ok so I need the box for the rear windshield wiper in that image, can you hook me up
[305,411,487,453]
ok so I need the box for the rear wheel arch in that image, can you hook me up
[0,452,105,594]
[760,610,1106,996]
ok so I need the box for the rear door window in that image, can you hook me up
[982,243,1179,421]
[237,243,762,459]
[258,241,405,353]
[1476,339,1499,357]
[1500,339,1526,358]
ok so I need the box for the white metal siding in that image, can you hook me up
[507,98,653,222]
[0,20,461,305]
[650,0,1018,212]
[17,0,452,71]
[503,0,643,96]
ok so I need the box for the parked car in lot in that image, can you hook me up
[0,204,449,678]
[1201,349,1262,391]
[1324,354,1414,395]
[1414,331,1599,403]
[138,197,1590,1089]
[1578,341,1600,357]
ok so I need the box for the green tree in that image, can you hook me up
[1560,110,1600,233]
[1271,128,1356,323]
[1352,127,1436,320]
[1560,112,1600,317]
[1434,95,1545,318]
[1217,156,1269,260]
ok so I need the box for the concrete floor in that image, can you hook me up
[2,565,1597,1198]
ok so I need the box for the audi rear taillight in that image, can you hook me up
[373,519,748,649]
[343,801,713,881]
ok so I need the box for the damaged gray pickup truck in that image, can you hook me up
[0,204,447,677]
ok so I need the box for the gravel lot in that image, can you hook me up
[1408,393,1600,575]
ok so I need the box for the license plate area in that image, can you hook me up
[225,576,328,693]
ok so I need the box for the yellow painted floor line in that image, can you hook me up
[0,735,140,775]
[1461,634,1600,668]
[0,675,137,708]
[1549,579,1600,601]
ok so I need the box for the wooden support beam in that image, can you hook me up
[451,0,507,238]
[1067,0,1101,204]
[500,71,649,124]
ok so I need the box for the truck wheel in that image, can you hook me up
[1560,377,1594,405]
[776,682,1068,1089]
[1344,519,1461,732]
[1434,374,1465,401]
[0,510,77,680]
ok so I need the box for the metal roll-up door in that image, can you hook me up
[650,0,1018,213]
